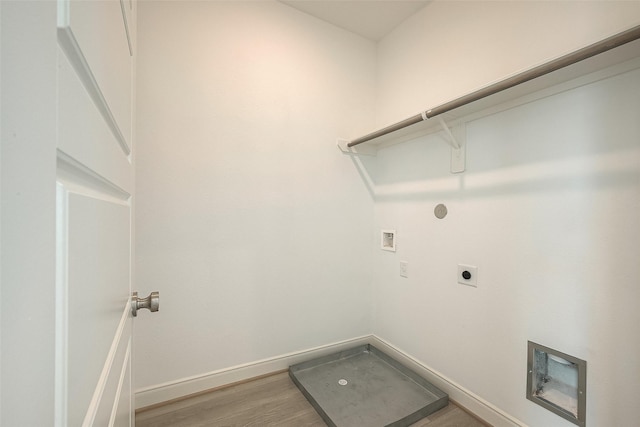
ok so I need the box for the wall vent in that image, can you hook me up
[526,341,587,426]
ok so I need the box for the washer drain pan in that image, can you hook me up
[289,344,448,427]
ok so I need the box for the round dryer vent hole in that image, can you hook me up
[434,203,448,219]
[338,379,348,386]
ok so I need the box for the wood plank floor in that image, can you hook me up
[136,372,489,427]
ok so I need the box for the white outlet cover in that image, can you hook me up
[400,261,408,278]
[458,264,478,287]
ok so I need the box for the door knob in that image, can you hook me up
[131,291,159,317]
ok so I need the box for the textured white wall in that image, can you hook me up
[135,1,376,391]
[372,2,640,426]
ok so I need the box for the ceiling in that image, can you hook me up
[279,1,430,41]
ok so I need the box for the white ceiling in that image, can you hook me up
[279,1,430,41]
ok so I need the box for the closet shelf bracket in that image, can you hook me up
[436,116,466,174]
[436,115,459,150]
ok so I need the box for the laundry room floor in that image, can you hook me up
[135,372,488,427]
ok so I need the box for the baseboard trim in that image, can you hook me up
[134,335,371,409]
[135,369,289,414]
[369,335,527,427]
[135,334,526,427]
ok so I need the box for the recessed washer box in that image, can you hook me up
[381,230,396,252]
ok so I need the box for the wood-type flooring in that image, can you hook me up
[136,372,489,427]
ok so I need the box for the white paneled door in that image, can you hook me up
[56,0,137,425]
[2,0,138,425]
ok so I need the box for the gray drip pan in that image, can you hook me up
[289,344,449,427]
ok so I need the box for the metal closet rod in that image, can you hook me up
[348,24,640,148]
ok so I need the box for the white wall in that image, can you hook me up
[376,0,640,127]
[372,2,640,426]
[135,1,376,395]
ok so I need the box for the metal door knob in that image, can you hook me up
[132,291,159,317]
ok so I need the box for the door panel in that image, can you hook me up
[56,172,133,425]
[58,49,132,193]
[58,0,133,154]
[55,0,135,425]
[66,0,133,147]
[94,325,132,426]
[114,346,133,427]
[66,192,130,425]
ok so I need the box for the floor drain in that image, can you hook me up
[338,379,348,386]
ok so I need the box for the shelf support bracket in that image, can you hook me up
[435,116,466,174]
[436,116,460,150]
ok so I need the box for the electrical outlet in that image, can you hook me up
[458,264,477,287]
[400,261,408,278]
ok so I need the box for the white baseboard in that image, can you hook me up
[134,335,371,409]
[369,335,527,427]
[136,334,526,427]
